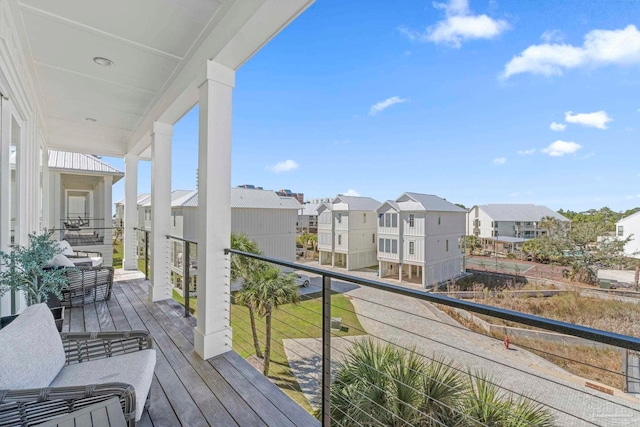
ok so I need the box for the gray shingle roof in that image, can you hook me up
[403,192,466,213]
[333,195,381,211]
[478,204,569,222]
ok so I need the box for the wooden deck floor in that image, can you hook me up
[62,272,318,427]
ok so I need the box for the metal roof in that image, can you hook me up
[140,190,193,207]
[301,202,322,216]
[402,192,466,213]
[481,236,529,243]
[115,193,150,206]
[48,150,123,175]
[173,188,301,210]
[332,195,381,211]
[476,204,569,222]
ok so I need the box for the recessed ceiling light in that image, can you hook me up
[93,57,114,67]
[85,117,97,122]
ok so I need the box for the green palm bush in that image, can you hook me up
[329,339,555,427]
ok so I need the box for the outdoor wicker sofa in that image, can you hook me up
[0,304,156,426]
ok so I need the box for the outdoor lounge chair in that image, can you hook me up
[61,266,115,307]
[0,304,156,426]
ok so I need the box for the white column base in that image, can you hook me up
[148,282,172,302]
[123,260,138,270]
[194,326,232,360]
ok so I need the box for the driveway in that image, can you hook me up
[285,262,640,426]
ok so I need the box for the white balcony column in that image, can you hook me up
[194,60,234,359]
[41,149,50,229]
[0,97,10,317]
[103,175,113,248]
[123,154,139,270]
[149,121,173,301]
[49,172,62,232]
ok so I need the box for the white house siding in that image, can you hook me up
[618,213,640,259]
[423,211,465,286]
[345,210,378,270]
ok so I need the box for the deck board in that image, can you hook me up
[66,272,317,427]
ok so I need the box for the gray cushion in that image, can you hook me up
[55,240,75,256]
[51,349,156,421]
[45,254,76,268]
[0,303,66,389]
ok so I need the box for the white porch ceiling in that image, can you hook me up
[9,0,313,158]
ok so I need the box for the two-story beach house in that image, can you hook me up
[317,195,380,270]
[377,192,466,288]
[617,212,640,259]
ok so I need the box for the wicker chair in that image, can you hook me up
[0,305,155,427]
[61,266,114,307]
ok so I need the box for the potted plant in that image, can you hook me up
[0,230,70,331]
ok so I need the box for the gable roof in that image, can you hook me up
[618,210,640,225]
[332,195,381,211]
[115,193,150,206]
[376,200,401,213]
[140,190,193,207]
[301,202,322,216]
[476,204,569,222]
[11,149,123,178]
[172,188,301,210]
[402,192,466,213]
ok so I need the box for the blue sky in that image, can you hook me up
[107,0,640,212]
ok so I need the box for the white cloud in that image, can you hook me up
[399,0,509,48]
[517,149,535,155]
[549,122,566,131]
[541,140,582,157]
[369,96,407,115]
[541,29,564,43]
[493,157,507,165]
[503,25,640,78]
[267,159,298,173]
[565,110,612,129]
[343,189,360,197]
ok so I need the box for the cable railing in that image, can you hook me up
[226,249,640,427]
[165,234,197,318]
[133,227,150,280]
[52,219,118,246]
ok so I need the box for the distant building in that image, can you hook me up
[277,189,304,204]
[467,204,570,239]
[297,201,323,233]
[617,212,640,259]
[317,195,380,270]
[377,192,466,288]
[237,184,263,190]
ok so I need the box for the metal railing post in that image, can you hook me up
[183,242,190,317]
[322,274,331,427]
[144,230,149,280]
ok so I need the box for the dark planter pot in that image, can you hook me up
[0,306,64,332]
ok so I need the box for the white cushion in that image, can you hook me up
[51,349,156,421]
[45,254,76,268]
[55,240,75,256]
[0,303,66,389]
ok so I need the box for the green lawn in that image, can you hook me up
[231,293,365,411]
[172,289,197,317]
[112,242,123,268]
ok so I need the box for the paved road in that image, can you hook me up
[286,262,640,426]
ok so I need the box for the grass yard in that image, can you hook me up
[230,293,365,411]
[172,289,197,317]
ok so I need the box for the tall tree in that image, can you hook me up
[242,264,299,376]
[230,233,264,358]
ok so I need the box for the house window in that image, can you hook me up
[379,214,384,227]
[337,213,342,224]
[338,235,342,246]
[494,221,499,228]
[409,241,415,255]
[385,213,391,227]
[384,239,391,253]
[372,234,375,244]
[491,221,494,228]
[391,239,398,254]
[618,226,624,236]
[392,213,398,228]
[409,214,415,227]
[363,213,366,223]
[446,240,449,252]
[379,238,384,252]
[438,216,441,225]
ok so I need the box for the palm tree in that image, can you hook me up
[242,264,299,376]
[230,233,263,358]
